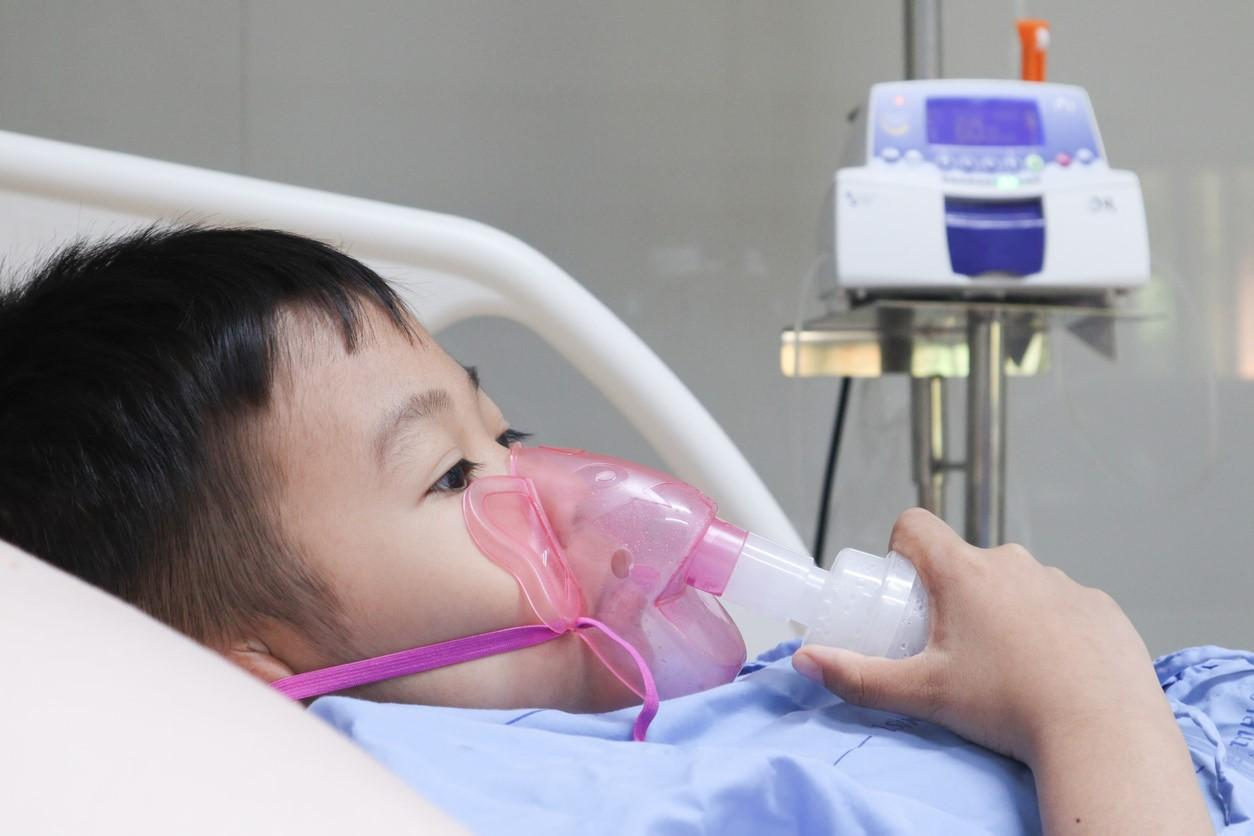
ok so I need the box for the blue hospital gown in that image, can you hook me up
[310,643,1254,834]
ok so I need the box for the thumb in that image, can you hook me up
[793,645,936,717]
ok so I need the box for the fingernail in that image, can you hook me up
[792,652,822,683]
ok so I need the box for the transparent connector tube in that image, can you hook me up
[716,534,930,659]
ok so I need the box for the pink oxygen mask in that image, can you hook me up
[463,445,749,702]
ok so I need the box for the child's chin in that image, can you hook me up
[581,660,645,713]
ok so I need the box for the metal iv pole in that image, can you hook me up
[964,311,1007,546]
[904,0,1007,547]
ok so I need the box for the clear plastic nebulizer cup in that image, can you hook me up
[710,535,930,659]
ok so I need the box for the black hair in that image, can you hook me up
[0,225,415,647]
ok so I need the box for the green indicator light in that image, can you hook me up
[996,175,1020,190]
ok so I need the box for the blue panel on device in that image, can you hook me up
[944,198,1045,277]
[926,98,1042,147]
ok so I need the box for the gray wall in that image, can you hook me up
[1,1,1250,654]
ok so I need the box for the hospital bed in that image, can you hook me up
[0,130,803,834]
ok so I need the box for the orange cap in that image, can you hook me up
[1017,19,1050,82]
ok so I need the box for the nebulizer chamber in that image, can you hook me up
[711,533,929,659]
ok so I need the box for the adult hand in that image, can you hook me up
[792,509,1212,834]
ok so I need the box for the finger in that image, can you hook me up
[887,507,968,589]
[794,644,938,719]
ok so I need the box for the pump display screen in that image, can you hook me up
[926,97,1042,146]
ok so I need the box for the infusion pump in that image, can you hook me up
[834,79,1149,295]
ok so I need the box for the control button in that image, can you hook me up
[1055,152,1072,167]
[1025,153,1044,171]
[904,148,923,165]
[1075,148,1095,164]
[881,146,901,162]
[958,155,976,171]
[1001,154,1019,170]
[934,152,952,169]
[979,155,997,171]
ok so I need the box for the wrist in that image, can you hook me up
[1025,695,1213,836]
[1023,694,1178,772]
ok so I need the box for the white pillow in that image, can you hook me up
[0,539,464,835]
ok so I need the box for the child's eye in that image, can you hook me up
[430,459,481,494]
[496,428,532,448]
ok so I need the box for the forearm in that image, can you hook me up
[1029,703,1213,835]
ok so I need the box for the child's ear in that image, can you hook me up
[223,637,296,684]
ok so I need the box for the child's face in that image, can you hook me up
[256,306,634,713]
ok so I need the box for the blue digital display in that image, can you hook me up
[926,97,1042,146]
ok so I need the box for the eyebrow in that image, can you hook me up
[373,389,452,467]
[373,366,482,469]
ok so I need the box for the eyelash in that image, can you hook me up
[428,429,532,495]
[497,428,532,447]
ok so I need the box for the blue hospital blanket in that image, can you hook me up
[310,643,1254,834]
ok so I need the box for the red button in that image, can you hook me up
[1055,152,1072,167]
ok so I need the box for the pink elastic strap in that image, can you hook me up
[573,616,659,742]
[270,618,660,741]
[271,624,562,701]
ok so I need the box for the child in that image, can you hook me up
[0,227,1238,833]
